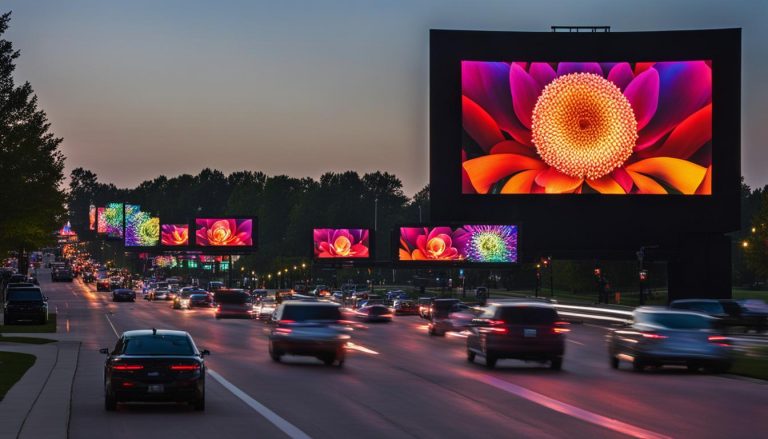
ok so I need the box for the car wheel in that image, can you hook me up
[550,357,563,371]
[193,394,205,411]
[105,392,117,411]
[269,343,281,362]
[428,325,436,336]
[336,358,345,368]
[710,362,731,374]
[467,350,476,363]
[610,355,619,369]
[322,355,335,366]
[632,359,646,372]
[485,354,497,369]
[687,362,700,373]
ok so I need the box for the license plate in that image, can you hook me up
[524,329,537,338]
[147,384,164,393]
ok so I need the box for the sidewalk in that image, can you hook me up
[0,340,80,439]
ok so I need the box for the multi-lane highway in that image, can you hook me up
[42,276,764,439]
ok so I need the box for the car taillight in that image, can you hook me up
[488,320,505,326]
[553,321,571,334]
[708,335,730,346]
[278,320,295,324]
[641,332,667,339]
[275,327,292,334]
[170,364,200,371]
[112,364,144,371]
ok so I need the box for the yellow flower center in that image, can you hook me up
[531,73,638,180]
[333,236,352,256]
[427,237,446,257]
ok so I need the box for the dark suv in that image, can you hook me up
[670,299,767,333]
[268,301,350,366]
[466,301,568,370]
[3,286,48,324]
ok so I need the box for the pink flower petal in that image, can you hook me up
[651,103,711,160]
[556,62,603,77]
[607,62,634,92]
[489,140,537,157]
[528,62,556,88]
[509,63,543,129]
[612,168,634,193]
[462,96,505,151]
[624,67,659,131]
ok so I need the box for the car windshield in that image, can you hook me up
[122,334,194,355]
[497,306,558,325]
[639,312,712,329]
[281,305,341,321]
[7,289,43,301]
[369,306,390,316]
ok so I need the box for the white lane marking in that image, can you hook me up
[105,313,119,338]
[477,375,670,439]
[207,369,312,439]
[346,342,379,355]
[568,339,585,346]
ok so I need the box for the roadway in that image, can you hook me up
[40,275,765,439]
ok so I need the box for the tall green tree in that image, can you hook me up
[745,192,768,280]
[0,12,66,267]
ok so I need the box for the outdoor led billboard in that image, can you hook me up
[103,203,124,239]
[397,225,518,264]
[430,29,740,254]
[89,205,96,231]
[161,224,189,246]
[461,60,711,195]
[96,207,107,234]
[313,228,371,260]
[124,204,159,247]
[194,218,254,248]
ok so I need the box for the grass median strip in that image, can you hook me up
[731,346,768,381]
[0,352,36,401]
[0,313,57,333]
[0,335,57,344]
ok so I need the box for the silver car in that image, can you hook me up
[608,307,732,373]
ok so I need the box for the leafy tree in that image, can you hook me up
[0,12,66,269]
[745,192,768,280]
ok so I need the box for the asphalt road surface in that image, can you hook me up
[40,276,765,439]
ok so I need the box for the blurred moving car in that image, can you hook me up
[255,297,277,320]
[112,288,136,302]
[100,329,209,411]
[427,299,460,336]
[355,304,393,323]
[96,275,111,292]
[51,266,73,282]
[670,299,768,333]
[268,301,349,366]
[608,307,731,373]
[3,286,48,324]
[418,297,435,319]
[392,299,419,315]
[736,299,768,332]
[466,301,568,370]
[214,290,254,319]
[188,293,214,308]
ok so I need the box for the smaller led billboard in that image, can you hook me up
[313,228,371,260]
[195,218,253,247]
[398,225,518,263]
[161,224,189,246]
[102,203,125,239]
[97,207,107,234]
[124,204,159,247]
[89,205,96,231]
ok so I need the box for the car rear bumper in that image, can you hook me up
[473,338,565,359]
[270,339,345,356]
[110,379,204,402]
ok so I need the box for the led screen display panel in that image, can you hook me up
[89,205,96,231]
[195,218,253,247]
[124,204,159,247]
[161,224,189,246]
[313,228,371,259]
[96,207,107,234]
[461,60,711,195]
[398,225,517,263]
[104,203,124,239]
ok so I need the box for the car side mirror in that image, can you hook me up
[43,296,48,301]
[99,348,109,355]
[200,349,211,357]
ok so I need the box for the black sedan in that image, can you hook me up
[112,289,136,302]
[354,305,393,323]
[189,293,214,308]
[100,329,210,411]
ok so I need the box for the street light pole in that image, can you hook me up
[374,197,378,231]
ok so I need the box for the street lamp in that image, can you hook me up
[374,197,378,231]
[742,240,749,248]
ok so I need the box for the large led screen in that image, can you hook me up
[104,203,124,239]
[89,205,96,231]
[161,224,189,246]
[96,207,107,234]
[124,204,159,247]
[461,61,711,195]
[399,225,517,263]
[195,218,253,247]
[313,228,370,259]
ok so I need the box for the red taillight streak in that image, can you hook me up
[275,328,292,334]
[112,364,144,371]
[121,381,135,388]
[488,320,505,326]
[641,332,667,339]
[482,327,508,334]
[708,335,730,346]
[170,364,200,371]
[278,320,295,324]
[553,327,571,334]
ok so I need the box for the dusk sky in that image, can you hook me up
[5,0,767,196]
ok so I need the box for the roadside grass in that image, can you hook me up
[732,289,768,301]
[0,313,57,333]
[731,346,768,381]
[0,352,36,401]
[0,335,57,344]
